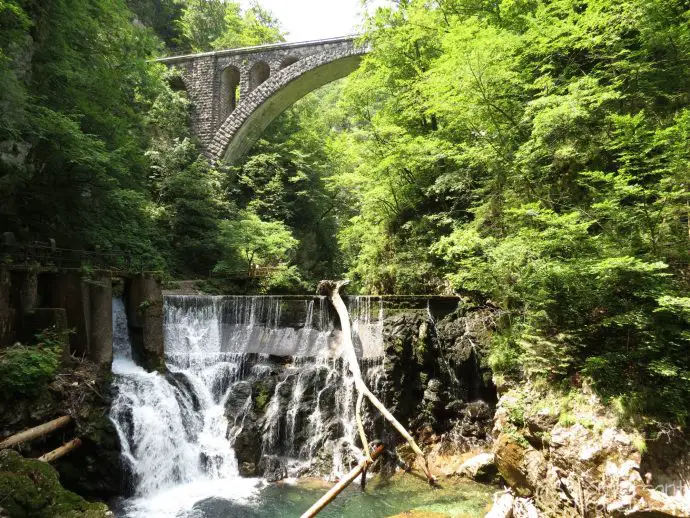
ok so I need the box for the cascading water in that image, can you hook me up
[109,295,387,517]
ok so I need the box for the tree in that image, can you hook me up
[215,212,297,277]
[177,0,284,52]
[176,0,228,51]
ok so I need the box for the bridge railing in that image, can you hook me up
[0,238,160,275]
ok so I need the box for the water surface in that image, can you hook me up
[174,474,492,518]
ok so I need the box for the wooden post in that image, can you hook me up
[38,438,82,463]
[300,445,385,518]
[0,416,72,449]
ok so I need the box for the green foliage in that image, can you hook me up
[229,84,347,286]
[329,0,690,424]
[215,211,297,278]
[0,0,168,269]
[126,0,184,49]
[176,0,284,52]
[0,328,66,399]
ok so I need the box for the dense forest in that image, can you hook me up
[1,0,689,428]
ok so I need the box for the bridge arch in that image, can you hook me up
[209,46,364,163]
[158,37,366,163]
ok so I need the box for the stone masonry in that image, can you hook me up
[157,36,367,163]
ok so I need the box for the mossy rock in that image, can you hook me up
[493,432,546,498]
[0,450,111,518]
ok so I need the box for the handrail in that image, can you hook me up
[0,241,162,276]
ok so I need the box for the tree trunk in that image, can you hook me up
[300,444,385,518]
[317,280,435,483]
[0,416,72,449]
[38,438,82,463]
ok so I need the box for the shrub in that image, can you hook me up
[0,328,66,399]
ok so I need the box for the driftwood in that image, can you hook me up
[0,416,72,449]
[318,280,435,482]
[38,437,82,463]
[300,444,385,518]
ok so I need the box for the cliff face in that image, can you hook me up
[490,385,690,517]
[379,307,497,450]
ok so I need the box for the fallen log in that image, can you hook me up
[300,444,385,518]
[38,437,82,463]
[0,416,72,450]
[318,280,435,483]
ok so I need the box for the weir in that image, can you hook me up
[109,294,391,517]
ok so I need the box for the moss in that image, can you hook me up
[504,424,530,448]
[0,450,110,518]
[254,382,271,411]
[393,337,405,354]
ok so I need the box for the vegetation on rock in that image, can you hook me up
[0,449,111,518]
[299,0,690,427]
[0,328,66,399]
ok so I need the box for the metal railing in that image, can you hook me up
[0,240,160,275]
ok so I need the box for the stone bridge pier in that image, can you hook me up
[158,36,367,164]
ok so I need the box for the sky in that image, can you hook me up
[240,0,389,43]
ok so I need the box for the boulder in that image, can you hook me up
[494,433,546,497]
[456,452,498,482]
[0,449,112,518]
[238,462,257,477]
[258,455,287,482]
[233,425,261,474]
[513,497,539,518]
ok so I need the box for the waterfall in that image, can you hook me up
[109,295,386,516]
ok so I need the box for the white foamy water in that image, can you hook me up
[110,295,386,517]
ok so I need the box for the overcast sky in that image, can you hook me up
[240,0,389,42]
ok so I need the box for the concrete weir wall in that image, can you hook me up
[0,268,163,369]
[126,275,164,370]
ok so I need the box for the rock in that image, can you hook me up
[238,462,257,477]
[623,485,690,517]
[492,386,690,517]
[233,425,261,473]
[423,379,442,403]
[486,491,514,518]
[0,449,112,518]
[493,433,546,497]
[387,512,450,518]
[224,381,252,419]
[456,452,497,482]
[512,497,539,518]
[258,455,287,482]
[396,443,417,467]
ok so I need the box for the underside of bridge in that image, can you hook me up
[158,37,366,164]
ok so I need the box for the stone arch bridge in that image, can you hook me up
[158,36,367,164]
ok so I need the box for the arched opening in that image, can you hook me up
[220,65,241,123]
[249,61,270,92]
[168,74,187,93]
[279,56,299,70]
